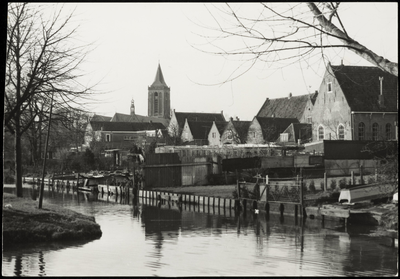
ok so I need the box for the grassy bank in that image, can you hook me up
[3,193,102,247]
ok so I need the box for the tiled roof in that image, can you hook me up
[90,114,112,122]
[187,121,214,140]
[214,121,228,134]
[256,93,317,120]
[276,123,312,143]
[232,120,252,142]
[330,65,397,112]
[175,112,226,128]
[90,121,165,132]
[150,63,168,88]
[256,117,299,141]
[110,113,169,126]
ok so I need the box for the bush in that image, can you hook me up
[367,176,375,184]
[347,178,352,186]
[339,178,347,189]
[4,174,15,184]
[330,179,337,191]
[308,180,316,193]
[232,190,238,199]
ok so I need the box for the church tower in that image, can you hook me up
[130,98,135,115]
[148,63,170,119]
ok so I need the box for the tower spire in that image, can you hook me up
[130,98,135,115]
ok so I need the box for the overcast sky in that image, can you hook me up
[34,3,398,120]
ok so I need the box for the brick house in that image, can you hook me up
[246,117,299,144]
[85,121,165,149]
[181,120,213,145]
[168,110,226,139]
[208,121,228,146]
[221,118,251,144]
[256,92,318,122]
[310,64,398,141]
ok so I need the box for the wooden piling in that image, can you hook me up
[351,171,355,185]
[323,172,327,192]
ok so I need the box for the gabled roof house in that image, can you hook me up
[221,118,252,144]
[168,110,226,138]
[310,63,398,141]
[247,116,299,144]
[257,92,318,122]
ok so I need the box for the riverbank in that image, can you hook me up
[152,185,398,231]
[3,193,102,248]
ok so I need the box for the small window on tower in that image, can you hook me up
[327,82,333,93]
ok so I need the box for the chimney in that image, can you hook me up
[229,117,233,121]
[378,76,384,107]
[236,116,240,121]
[288,93,292,99]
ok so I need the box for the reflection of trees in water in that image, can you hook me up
[38,251,46,276]
[14,255,22,276]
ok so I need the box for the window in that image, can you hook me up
[154,92,158,114]
[338,124,345,140]
[327,82,333,93]
[372,123,379,141]
[252,131,256,138]
[212,132,216,138]
[280,133,289,142]
[307,117,312,124]
[318,126,324,140]
[386,123,392,140]
[358,122,365,140]
[106,134,111,142]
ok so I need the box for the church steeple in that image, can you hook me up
[130,98,135,115]
[151,63,168,88]
[148,63,170,119]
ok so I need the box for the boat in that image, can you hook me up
[338,182,396,204]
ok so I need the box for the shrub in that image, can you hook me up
[232,190,238,199]
[330,179,337,191]
[308,180,316,193]
[4,174,15,184]
[339,178,347,189]
[347,178,352,186]
[367,176,375,184]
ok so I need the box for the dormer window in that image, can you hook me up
[327,82,333,93]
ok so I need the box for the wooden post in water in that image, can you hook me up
[360,164,364,185]
[375,168,378,182]
[351,171,354,185]
[323,172,327,192]
[300,168,304,217]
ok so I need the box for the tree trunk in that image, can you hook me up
[14,113,23,197]
[306,3,398,77]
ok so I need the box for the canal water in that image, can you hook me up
[2,185,398,276]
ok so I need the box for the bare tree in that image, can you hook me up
[197,3,397,81]
[5,3,95,197]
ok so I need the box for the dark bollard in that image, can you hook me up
[279,203,284,217]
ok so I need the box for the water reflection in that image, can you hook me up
[2,186,398,276]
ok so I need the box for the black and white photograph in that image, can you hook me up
[3,2,398,276]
